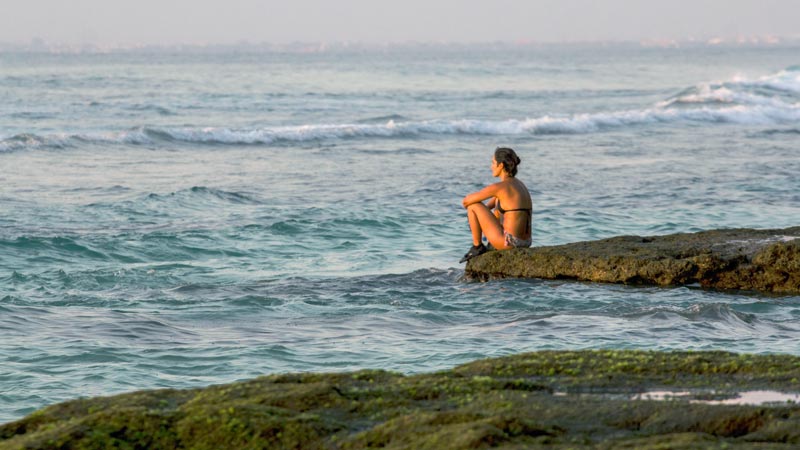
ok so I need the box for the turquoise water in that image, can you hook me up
[2,45,800,423]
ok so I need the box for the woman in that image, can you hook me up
[460,147,532,263]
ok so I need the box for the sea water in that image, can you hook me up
[1,44,799,423]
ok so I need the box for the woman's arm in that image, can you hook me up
[462,183,501,209]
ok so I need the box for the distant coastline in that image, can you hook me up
[3,37,800,55]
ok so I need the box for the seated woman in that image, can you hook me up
[460,147,532,263]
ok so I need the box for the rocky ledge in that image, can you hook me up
[466,226,800,294]
[2,350,800,449]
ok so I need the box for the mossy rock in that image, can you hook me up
[3,351,800,449]
[465,226,800,294]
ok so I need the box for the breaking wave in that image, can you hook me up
[733,66,800,94]
[659,68,800,107]
[2,106,796,152]
[3,68,798,152]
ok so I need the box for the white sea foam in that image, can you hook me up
[2,102,799,152]
[657,85,793,108]
[658,86,738,106]
[657,69,800,109]
[734,69,800,94]
[3,69,799,153]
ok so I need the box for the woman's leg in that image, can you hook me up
[466,202,508,249]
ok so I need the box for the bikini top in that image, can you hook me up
[496,199,532,234]
[496,199,532,215]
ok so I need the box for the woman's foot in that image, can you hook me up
[459,243,488,263]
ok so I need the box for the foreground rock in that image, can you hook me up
[466,226,800,293]
[3,350,800,449]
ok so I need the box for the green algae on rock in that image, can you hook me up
[2,350,800,449]
[465,226,800,294]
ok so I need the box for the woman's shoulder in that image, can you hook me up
[509,178,532,201]
[507,177,529,191]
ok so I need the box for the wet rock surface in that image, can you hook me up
[2,350,800,449]
[465,227,800,293]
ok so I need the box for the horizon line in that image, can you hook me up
[3,34,800,54]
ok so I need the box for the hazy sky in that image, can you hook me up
[3,0,798,45]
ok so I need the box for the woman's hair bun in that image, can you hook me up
[494,147,521,177]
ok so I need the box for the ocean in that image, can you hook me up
[1,44,799,423]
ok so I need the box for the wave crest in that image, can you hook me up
[660,68,800,108]
[3,68,798,152]
[4,103,798,152]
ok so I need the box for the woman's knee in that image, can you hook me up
[467,202,488,213]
